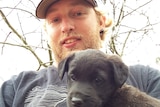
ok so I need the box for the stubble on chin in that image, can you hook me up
[53,46,85,65]
[53,41,102,65]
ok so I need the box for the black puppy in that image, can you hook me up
[58,49,129,107]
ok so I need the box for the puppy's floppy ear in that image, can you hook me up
[108,55,129,88]
[58,54,75,80]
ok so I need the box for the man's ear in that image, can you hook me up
[108,55,129,88]
[99,16,106,27]
[58,54,75,80]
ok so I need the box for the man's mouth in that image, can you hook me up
[64,39,77,44]
[61,37,81,48]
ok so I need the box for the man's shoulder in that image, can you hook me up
[127,64,155,84]
[2,65,64,92]
[12,66,58,82]
[127,64,160,99]
[129,64,160,77]
[0,66,67,107]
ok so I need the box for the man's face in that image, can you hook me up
[45,0,105,64]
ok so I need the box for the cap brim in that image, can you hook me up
[36,0,97,19]
[36,0,58,19]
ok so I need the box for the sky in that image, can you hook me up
[0,0,160,86]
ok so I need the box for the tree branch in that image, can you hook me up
[0,9,48,69]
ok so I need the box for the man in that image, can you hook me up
[0,0,160,107]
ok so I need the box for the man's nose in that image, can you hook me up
[61,18,75,33]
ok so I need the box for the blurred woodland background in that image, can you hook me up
[0,0,160,85]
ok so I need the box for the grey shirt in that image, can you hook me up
[0,64,160,107]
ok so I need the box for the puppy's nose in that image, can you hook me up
[71,97,83,106]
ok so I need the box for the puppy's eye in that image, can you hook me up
[94,76,104,85]
[70,74,77,81]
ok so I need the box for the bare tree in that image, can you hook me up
[106,0,160,57]
[0,0,53,70]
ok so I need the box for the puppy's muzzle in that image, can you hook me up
[68,88,101,107]
[71,97,83,107]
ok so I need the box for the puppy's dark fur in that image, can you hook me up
[58,49,160,107]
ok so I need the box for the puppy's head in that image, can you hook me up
[58,49,129,107]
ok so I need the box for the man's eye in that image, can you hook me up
[73,11,84,17]
[52,18,60,23]
[75,12,82,16]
